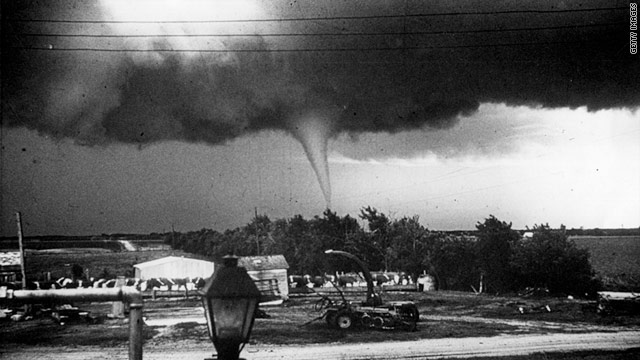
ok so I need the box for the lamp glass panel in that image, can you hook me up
[242,298,258,338]
[202,299,215,340]
[211,298,254,341]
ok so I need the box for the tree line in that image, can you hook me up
[165,207,599,297]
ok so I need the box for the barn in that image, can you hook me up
[238,255,289,301]
[133,256,214,280]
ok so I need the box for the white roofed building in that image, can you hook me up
[133,256,214,279]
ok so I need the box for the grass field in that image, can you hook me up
[571,235,640,290]
[23,249,208,281]
[571,236,640,276]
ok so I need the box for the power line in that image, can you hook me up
[8,22,622,39]
[6,38,614,53]
[3,6,626,24]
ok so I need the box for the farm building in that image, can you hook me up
[133,256,214,280]
[0,251,21,282]
[238,255,290,301]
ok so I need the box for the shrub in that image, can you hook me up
[511,224,599,296]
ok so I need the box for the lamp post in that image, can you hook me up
[201,255,261,360]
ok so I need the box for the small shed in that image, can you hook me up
[0,251,21,282]
[133,256,214,280]
[417,273,436,292]
[238,255,290,301]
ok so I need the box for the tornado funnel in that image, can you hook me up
[289,113,333,208]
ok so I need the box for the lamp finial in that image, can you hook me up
[222,255,239,267]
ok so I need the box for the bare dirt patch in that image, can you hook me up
[2,290,639,354]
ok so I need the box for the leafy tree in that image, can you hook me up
[389,215,429,279]
[511,224,598,296]
[312,209,362,273]
[475,215,520,293]
[360,206,391,235]
[162,208,598,297]
[245,214,273,255]
[344,230,383,273]
[428,234,479,291]
[359,207,392,271]
[272,215,321,274]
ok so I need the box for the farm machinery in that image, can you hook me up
[312,249,420,331]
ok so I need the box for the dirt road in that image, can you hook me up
[3,331,639,359]
[117,240,137,251]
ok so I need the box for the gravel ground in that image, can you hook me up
[3,331,640,359]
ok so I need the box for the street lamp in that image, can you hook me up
[201,255,261,360]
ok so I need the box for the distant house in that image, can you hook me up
[238,255,290,301]
[133,256,215,280]
[0,251,21,282]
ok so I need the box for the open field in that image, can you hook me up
[22,249,208,280]
[572,235,640,290]
[572,236,640,276]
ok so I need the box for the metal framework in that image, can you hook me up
[1,287,144,360]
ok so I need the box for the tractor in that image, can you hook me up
[315,249,420,331]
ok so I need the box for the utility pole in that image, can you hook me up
[254,207,260,256]
[171,224,176,248]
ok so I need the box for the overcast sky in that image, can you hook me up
[1,0,638,236]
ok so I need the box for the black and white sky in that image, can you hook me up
[1,0,638,235]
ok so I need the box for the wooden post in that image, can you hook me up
[112,276,126,318]
[129,302,144,360]
[15,212,27,289]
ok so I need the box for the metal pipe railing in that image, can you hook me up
[2,287,144,360]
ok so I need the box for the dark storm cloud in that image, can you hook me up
[2,0,637,146]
